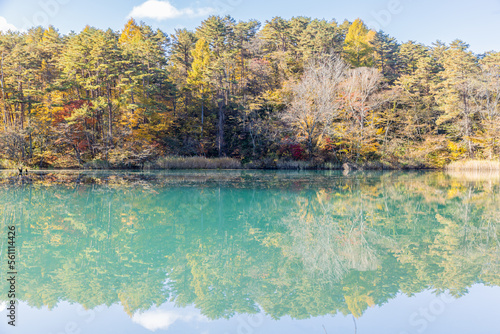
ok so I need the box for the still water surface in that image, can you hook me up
[0,170,499,333]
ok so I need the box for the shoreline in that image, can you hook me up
[0,168,497,188]
[0,165,440,172]
[2,156,440,171]
[2,157,499,172]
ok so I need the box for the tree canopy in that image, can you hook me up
[0,17,499,168]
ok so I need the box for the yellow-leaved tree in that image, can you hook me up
[343,19,376,67]
[187,38,212,148]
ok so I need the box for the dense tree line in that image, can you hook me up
[0,17,499,168]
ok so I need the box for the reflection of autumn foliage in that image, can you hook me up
[0,171,499,320]
[282,207,380,281]
[343,285,376,318]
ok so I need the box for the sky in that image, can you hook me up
[0,0,499,53]
[2,286,500,333]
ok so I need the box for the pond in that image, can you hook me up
[0,170,499,333]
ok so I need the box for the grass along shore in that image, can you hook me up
[145,157,242,170]
[2,156,500,171]
[445,160,500,171]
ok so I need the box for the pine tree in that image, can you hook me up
[435,40,480,158]
[397,41,428,76]
[196,15,236,156]
[476,52,500,158]
[372,31,399,83]
[298,19,343,59]
[260,17,291,53]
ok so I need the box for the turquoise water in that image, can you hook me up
[0,170,499,333]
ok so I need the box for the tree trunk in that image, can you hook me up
[463,92,473,158]
[73,144,82,165]
[308,135,313,160]
[200,99,204,150]
[107,82,113,142]
[217,96,224,157]
[19,81,24,130]
[29,131,33,159]
[357,115,364,163]
[1,53,9,129]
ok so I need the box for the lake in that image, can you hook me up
[0,170,499,334]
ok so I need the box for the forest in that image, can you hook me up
[0,16,499,169]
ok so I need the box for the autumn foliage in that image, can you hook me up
[0,18,498,168]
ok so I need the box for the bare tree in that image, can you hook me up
[340,67,384,162]
[0,129,26,164]
[281,56,347,158]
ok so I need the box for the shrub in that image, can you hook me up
[0,159,16,169]
[277,140,307,161]
[83,159,111,169]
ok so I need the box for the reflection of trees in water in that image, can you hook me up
[0,172,499,319]
[427,183,500,294]
[282,203,379,281]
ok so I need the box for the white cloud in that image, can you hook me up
[132,308,206,331]
[128,0,216,20]
[0,16,17,32]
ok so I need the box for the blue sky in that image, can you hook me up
[0,0,499,53]
[2,286,500,333]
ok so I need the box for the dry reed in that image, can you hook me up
[445,160,500,171]
[147,156,241,170]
